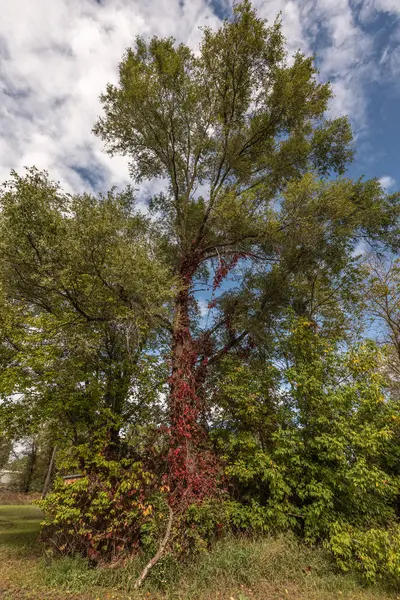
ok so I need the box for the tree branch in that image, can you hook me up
[134,504,174,589]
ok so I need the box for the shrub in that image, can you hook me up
[214,322,400,545]
[328,522,400,585]
[39,432,168,563]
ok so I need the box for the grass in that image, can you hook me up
[1,503,400,600]
[0,504,43,549]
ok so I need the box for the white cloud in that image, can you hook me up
[359,0,400,18]
[226,0,390,129]
[291,0,374,128]
[379,175,396,190]
[0,0,399,196]
[0,0,220,194]
[197,298,210,319]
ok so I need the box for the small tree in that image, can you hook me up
[0,438,11,471]
[365,256,400,363]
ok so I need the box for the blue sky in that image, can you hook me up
[0,0,399,196]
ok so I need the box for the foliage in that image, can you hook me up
[213,318,400,545]
[328,523,400,585]
[39,422,169,563]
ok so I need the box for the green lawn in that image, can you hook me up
[0,504,43,549]
[0,503,399,600]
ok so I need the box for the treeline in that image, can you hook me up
[0,0,399,587]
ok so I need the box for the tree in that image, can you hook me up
[365,256,400,363]
[93,0,398,505]
[0,168,173,452]
[212,317,400,541]
[0,438,11,471]
[363,254,400,407]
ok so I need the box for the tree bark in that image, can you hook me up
[23,442,37,494]
[168,266,198,504]
[167,254,218,507]
[42,445,57,499]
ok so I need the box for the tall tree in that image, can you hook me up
[94,1,398,505]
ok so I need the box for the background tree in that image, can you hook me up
[363,254,400,418]
[0,438,11,471]
[365,255,400,362]
[0,168,173,453]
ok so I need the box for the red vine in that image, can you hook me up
[167,252,220,510]
[212,253,246,291]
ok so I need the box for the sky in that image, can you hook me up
[0,0,399,198]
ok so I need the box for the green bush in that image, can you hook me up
[39,430,168,563]
[212,319,400,582]
[328,523,400,585]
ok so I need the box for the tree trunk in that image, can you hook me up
[23,442,37,494]
[167,255,218,508]
[42,446,57,499]
[134,505,173,588]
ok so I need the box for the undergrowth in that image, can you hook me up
[1,502,399,600]
[39,534,399,599]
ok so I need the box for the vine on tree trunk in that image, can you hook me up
[167,253,219,510]
[167,252,246,510]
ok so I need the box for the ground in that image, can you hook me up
[0,498,400,600]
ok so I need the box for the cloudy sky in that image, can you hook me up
[1,0,399,197]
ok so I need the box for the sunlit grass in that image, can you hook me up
[0,503,398,600]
